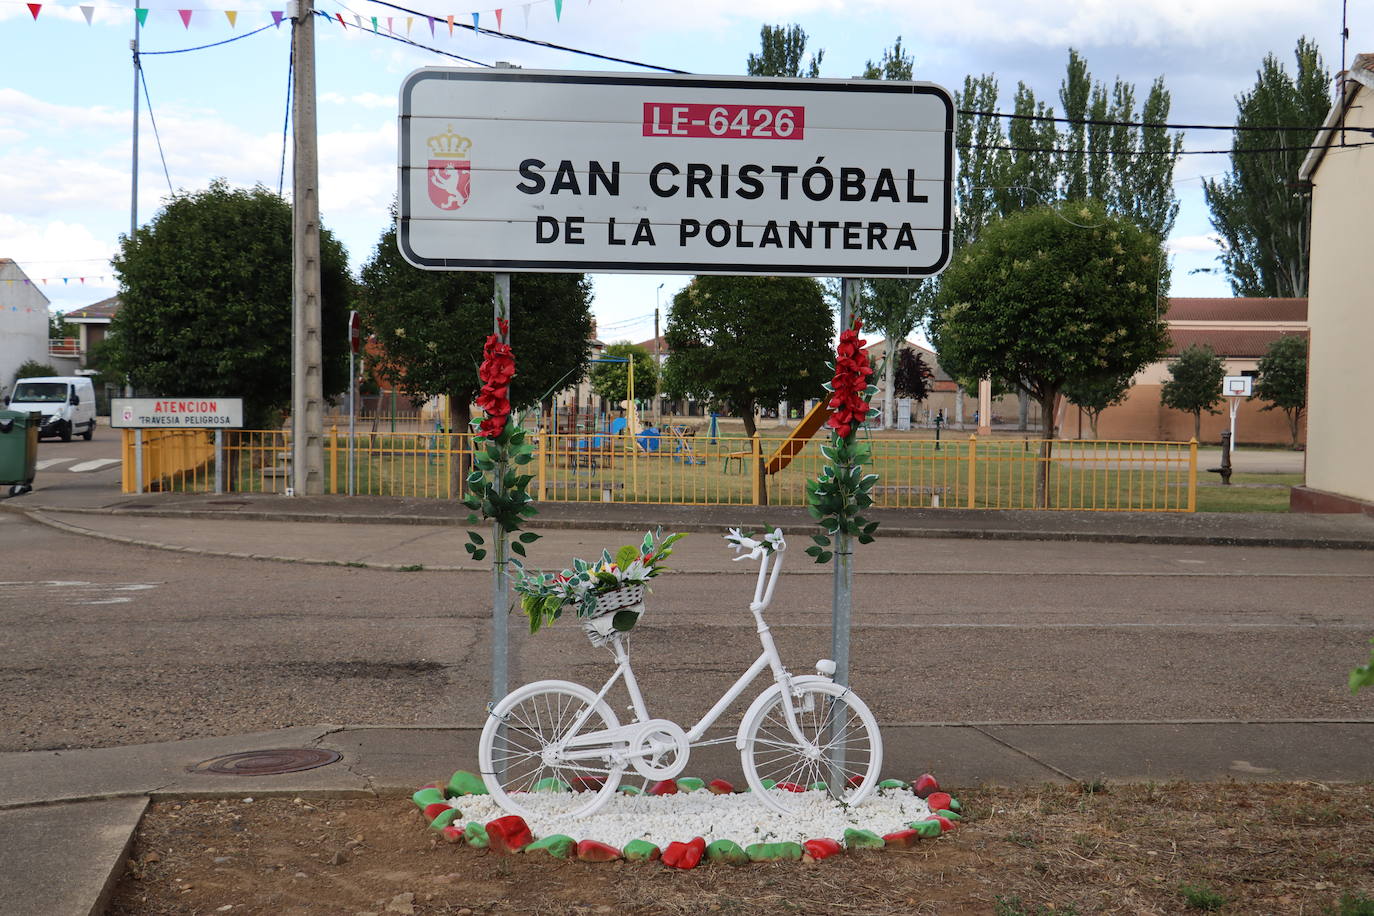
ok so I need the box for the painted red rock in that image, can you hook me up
[883,829,921,848]
[775,782,807,793]
[913,774,940,798]
[440,823,464,844]
[661,837,706,869]
[925,791,953,812]
[423,802,453,822]
[924,815,957,832]
[485,815,534,854]
[649,779,679,796]
[576,840,622,862]
[802,838,843,862]
[707,779,735,795]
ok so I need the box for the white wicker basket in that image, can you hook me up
[591,584,644,614]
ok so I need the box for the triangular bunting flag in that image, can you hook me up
[271,10,284,27]
[336,12,345,27]
[27,3,40,20]
[80,278,85,284]
[521,3,529,29]
[135,8,148,26]
[554,0,562,21]
[225,10,237,27]
[370,16,378,31]
[495,8,502,30]
[471,11,478,31]
[353,14,361,27]
[446,14,453,35]
[80,5,94,24]
[405,16,413,34]
[385,16,393,33]
[178,9,192,28]
[63,278,69,285]
[427,15,434,35]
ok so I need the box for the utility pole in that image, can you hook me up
[130,17,140,238]
[290,0,324,495]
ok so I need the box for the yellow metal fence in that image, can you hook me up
[122,428,1197,511]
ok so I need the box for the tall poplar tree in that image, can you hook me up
[1203,38,1332,297]
[746,24,823,78]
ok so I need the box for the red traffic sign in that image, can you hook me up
[349,311,361,354]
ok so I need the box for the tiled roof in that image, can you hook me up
[1165,297,1307,322]
[64,295,120,321]
[1167,328,1308,359]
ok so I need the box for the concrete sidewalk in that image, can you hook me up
[4,486,1374,914]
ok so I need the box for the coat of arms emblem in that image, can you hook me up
[427,126,472,210]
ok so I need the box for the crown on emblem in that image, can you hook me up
[427,126,472,159]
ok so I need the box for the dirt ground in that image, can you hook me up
[109,782,1374,916]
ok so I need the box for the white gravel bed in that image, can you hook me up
[448,789,934,849]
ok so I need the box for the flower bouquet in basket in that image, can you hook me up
[511,529,685,637]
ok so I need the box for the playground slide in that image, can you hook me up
[765,400,834,475]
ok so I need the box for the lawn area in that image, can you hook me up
[1196,473,1303,513]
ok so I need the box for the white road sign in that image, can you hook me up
[397,69,953,277]
[111,398,244,429]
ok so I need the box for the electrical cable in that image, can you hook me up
[135,55,176,197]
[278,42,294,196]
[958,108,1374,136]
[960,140,1374,156]
[359,0,688,73]
[318,10,490,67]
[139,22,277,55]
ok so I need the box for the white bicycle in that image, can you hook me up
[478,529,883,819]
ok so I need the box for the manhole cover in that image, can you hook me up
[190,748,342,776]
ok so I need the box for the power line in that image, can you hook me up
[960,140,1374,157]
[319,10,492,67]
[360,0,688,73]
[958,108,1374,136]
[139,22,278,55]
[135,56,176,196]
[278,42,294,196]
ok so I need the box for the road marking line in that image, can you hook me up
[35,458,75,470]
[68,458,121,472]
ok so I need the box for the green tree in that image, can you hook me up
[1203,38,1331,297]
[953,74,1011,247]
[857,279,934,428]
[930,200,1168,505]
[1253,334,1308,448]
[12,359,59,385]
[1064,370,1136,438]
[358,225,592,434]
[861,35,913,81]
[1160,344,1226,440]
[108,180,352,429]
[590,341,657,410]
[746,23,823,78]
[662,276,832,438]
[49,311,75,341]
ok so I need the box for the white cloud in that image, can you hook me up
[1167,233,1224,254]
[320,91,397,109]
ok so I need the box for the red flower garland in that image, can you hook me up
[826,318,874,440]
[476,317,515,440]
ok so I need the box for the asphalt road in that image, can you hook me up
[3,509,1371,754]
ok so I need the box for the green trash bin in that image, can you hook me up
[0,410,40,497]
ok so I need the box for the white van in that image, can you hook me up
[6,376,97,441]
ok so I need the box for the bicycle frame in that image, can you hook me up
[558,543,815,761]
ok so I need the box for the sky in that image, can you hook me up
[1,0,1368,347]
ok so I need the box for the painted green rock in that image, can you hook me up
[843,828,886,850]
[706,839,749,865]
[524,834,576,858]
[760,779,777,790]
[947,797,963,812]
[808,782,828,792]
[934,809,962,822]
[878,778,910,790]
[908,820,943,838]
[618,784,644,795]
[462,821,490,849]
[447,770,488,796]
[622,839,660,862]
[745,842,803,862]
[675,777,706,792]
[429,807,461,831]
[532,777,571,793]
[412,787,446,809]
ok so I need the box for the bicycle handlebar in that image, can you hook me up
[724,528,786,613]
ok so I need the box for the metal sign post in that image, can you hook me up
[491,273,511,713]
[348,310,360,495]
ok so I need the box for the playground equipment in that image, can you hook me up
[478,529,883,819]
[724,400,835,474]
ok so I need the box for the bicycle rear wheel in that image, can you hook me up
[740,680,883,815]
[479,680,624,820]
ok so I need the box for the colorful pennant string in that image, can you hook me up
[225,9,237,26]
[270,9,282,26]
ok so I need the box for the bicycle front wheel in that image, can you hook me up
[478,680,624,820]
[740,680,883,815]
